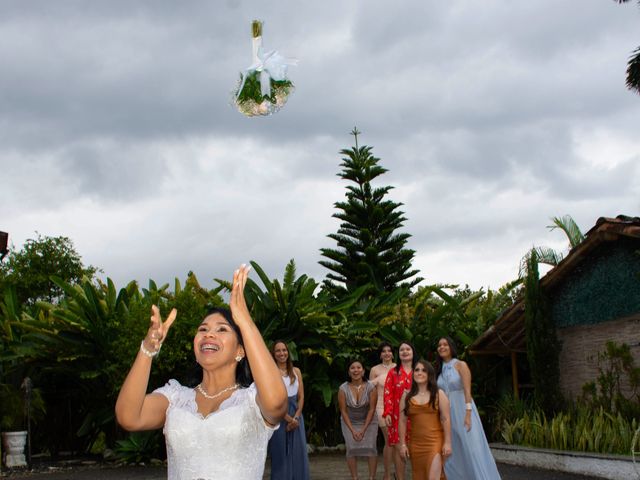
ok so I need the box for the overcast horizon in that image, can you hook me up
[2,1,639,293]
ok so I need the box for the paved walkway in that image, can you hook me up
[1,454,603,479]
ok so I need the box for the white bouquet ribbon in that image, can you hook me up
[237,36,298,99]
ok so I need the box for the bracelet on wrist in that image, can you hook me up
[140,340,161,358]
[465,402,472,411]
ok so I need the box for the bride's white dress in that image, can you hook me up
[154,380,277,479]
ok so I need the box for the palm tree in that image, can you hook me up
[518,215,585,278]
[615,0,640,95]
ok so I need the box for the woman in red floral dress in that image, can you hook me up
[383,342,417,480]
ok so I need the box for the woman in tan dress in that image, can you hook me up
[398,360,452,480]
[369,342,396,480]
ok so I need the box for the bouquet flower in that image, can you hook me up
[233,21,297,117]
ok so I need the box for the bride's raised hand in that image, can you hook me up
[142,305,177,354]
[229,264,252,325]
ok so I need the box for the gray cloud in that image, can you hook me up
[2,0,639,291]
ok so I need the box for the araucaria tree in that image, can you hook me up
[320,128,421,296]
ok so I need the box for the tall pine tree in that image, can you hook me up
[320,128,421,296]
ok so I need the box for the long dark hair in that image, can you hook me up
[271,340,295,385]
[435,336,458,378]
[404,359,439,416]
[394,341,418,374]
[192,307,253,388]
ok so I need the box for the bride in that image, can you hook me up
[115,265,287,479]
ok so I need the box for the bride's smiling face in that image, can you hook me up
[194,313,243,367]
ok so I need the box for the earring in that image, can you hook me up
[235,355,243,362]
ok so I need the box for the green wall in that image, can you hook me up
[550,238,640,328]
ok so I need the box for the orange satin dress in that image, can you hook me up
[407,397,446,480]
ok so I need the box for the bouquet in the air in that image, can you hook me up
[233,20,297,117]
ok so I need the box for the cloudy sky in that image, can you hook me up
[2,1,639,293]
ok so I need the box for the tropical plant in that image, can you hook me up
[0,381,46,431]
[114,431,163,464]
[319,128,421,297]
[379,281,519,359]
[6,272,224,455]
[490,394,534,441]
[580,340,640,420]
[0,286,47,432]
[501,405,638,455]
[518,215,585,278]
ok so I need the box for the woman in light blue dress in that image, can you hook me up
[436,337,501,480]
[268,340,310,480]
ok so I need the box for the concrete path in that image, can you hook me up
[0,454,604,479]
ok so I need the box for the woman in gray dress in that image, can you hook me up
[338,359,378,480]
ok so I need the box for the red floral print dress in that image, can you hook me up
[382,366,413,445]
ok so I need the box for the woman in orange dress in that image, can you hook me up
[398,360,452,480]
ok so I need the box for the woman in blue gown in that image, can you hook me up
[436,337,501,480]
[268,340,310,480]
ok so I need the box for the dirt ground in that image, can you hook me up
[0,454,603,480]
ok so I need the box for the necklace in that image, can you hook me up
[196,383,239,400]
[381,361,393,369]
[351,382,365,392]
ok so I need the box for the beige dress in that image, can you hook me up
[370,363,394,424]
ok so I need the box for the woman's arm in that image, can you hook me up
[294,366,305,418]
[285,367,305,431]
[369,365,380,386]
[230,266,287,426]
[456,360,473,431]
[438,389,452,458]
[115,305,176,431]
[398,392,409,458]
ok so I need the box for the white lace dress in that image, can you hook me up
[154,380,277,480]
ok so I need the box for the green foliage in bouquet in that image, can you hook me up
[236,71,293,106]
